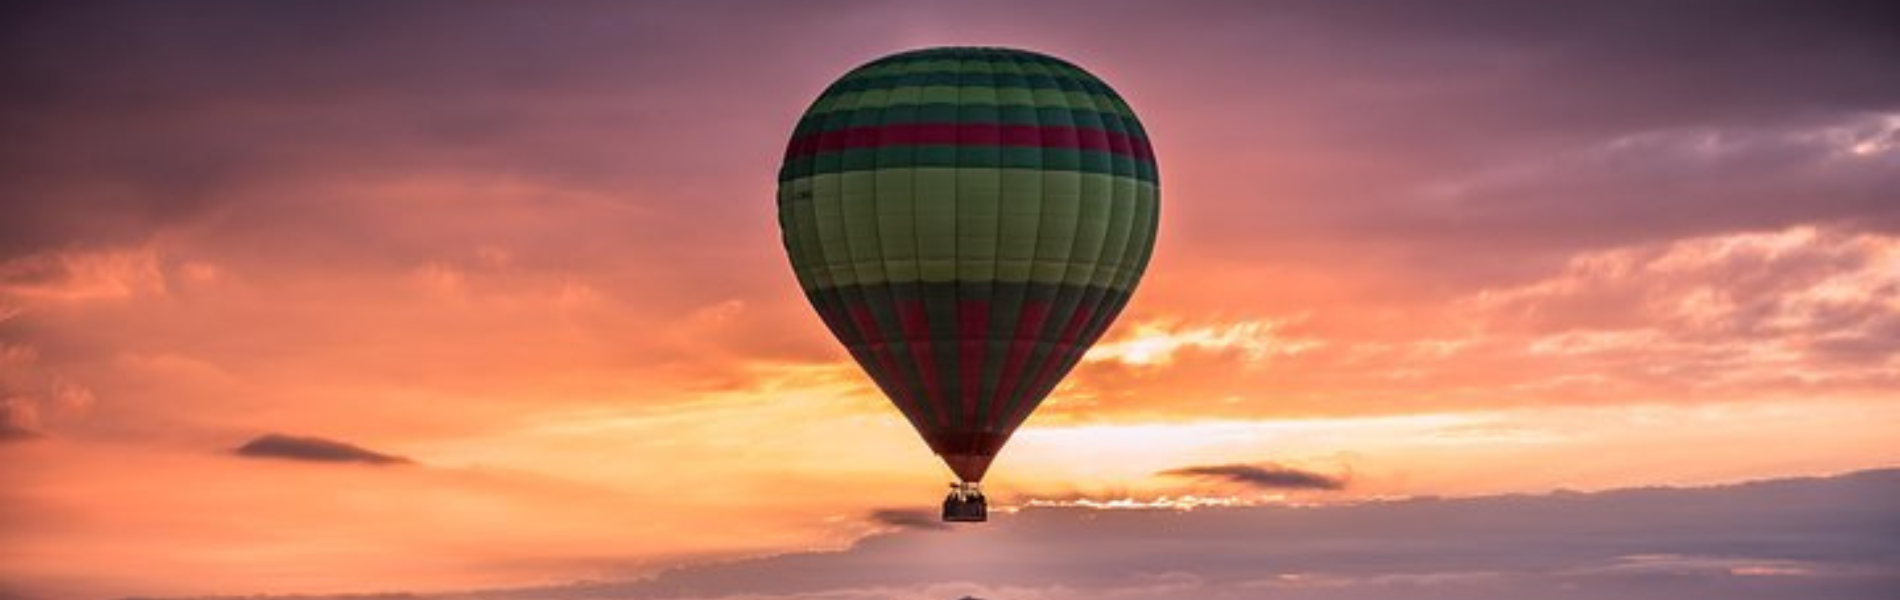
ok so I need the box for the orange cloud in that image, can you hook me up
[0,245,166,317]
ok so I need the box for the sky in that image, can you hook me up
[1,1,1897,598]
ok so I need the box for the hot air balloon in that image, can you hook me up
[777,47,1158,522]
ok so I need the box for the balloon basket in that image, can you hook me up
[941,481,988,523]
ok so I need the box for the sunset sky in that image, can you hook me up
[2,2,1897,599]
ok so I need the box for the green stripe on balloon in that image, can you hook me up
[781,169,1152,290]
[793,105,1148,140]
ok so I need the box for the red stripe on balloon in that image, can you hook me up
[990,298,1052,428]
[957,299,990,422]
[895,298,950,426]
[1010,298,1103,426]
[788,124,1153,160]
[844,301,900,394]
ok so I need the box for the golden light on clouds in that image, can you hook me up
[1084,318,1323,368]
[5,185,1898,600]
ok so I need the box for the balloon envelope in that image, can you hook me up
[777,47,1158,482]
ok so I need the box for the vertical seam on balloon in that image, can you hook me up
[889,64,942,433]
[987,52,1033,432]
[857,67,913,431]
[973,51,1002,436]
[1008,54,1072,430]
[904,60,950,432]
[1010,63,1091,429]
[1049,65,1118,423]
[827,73,881,398]
[1087,99,1159,392]
[989,49,1038,433]
[1023,60,1128,429]
[830,81,866,294]
[906,57,952,432]
[797,71,871,393]
[1110,85,1158,336]
[944,54,967,434]
[1084,65,1132,325]
[993,56,1062,428]
[1034,69,1131,426]
[977,51,1015,434]
[962,53,989,435]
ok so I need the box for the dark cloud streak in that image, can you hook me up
[0,422,36,443]
[232,433,410,465]
[866,508,948,531]
[1159,462,1346,490]
[0,400,41,443]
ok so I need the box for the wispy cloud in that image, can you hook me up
[1470,225,1900,387]
[0,419,36,442]
[1085,318,1322,368]
[1019,494,1251,511]
[0,245,166,306]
